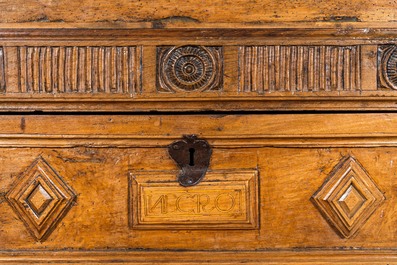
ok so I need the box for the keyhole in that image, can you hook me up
[189,148,195,166]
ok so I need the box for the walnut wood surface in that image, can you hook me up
[0,0,394,24]
[0,114,395,265]
[0,27,395,111]
[0,250,396,264]
[1,0,397,263]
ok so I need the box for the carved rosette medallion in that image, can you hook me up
[157,46,223,92]
[5,157,76,241]
[378,45,397,90]
[311,156,385,238]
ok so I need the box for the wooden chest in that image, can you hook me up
[0,1,397,264]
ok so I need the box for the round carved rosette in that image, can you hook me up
[160,46,220,92]
[381,45,397,90]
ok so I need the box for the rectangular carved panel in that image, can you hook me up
[0,47,5,92]
[130,170,258,229]
[17,46,142,94]
[239,46,361,93]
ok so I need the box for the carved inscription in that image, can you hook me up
[0,47,5,92]
[130,171,258,229]
[17,46,141,93]
[5,157,76,241]
[239,46,361,93]
[157,46,223,92]
[144,188,243,217]
[378,45,397,90]
[311,156,385,239]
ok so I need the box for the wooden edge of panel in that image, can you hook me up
[0,25,395,48]
[2,97,397,112]
[0,114,396,147]
[2,21,397,29]
[1,24,397,42]
[0,250,396,264]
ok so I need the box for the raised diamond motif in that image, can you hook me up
[338,184,366,218]
[26,182,54,217]
[311,156,385,238]
[6,157,76,241]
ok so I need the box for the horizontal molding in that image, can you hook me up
[0,134,396,147]
[0,114,395,147]
[0,250,396,264]
[0,28,397,44]
[0,96,397,111]
[3,22,397,29]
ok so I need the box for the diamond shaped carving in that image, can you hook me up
[5,157,76,241]
[311,156,385,238]
[26,183,54,217]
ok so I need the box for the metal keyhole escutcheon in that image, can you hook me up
[168,135,212,187]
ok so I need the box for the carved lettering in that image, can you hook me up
[130,171,258,229]
[145,190,241,216]
[147,194,168,214]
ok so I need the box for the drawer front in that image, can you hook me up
[0,114,396,263]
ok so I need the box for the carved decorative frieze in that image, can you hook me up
[311,156,385,239]
[17,46,142,94]
[129,170,258,229]
[157,46,223,92]
[239,46,361,93]
[5,157,76,241]
[378,45,397,90]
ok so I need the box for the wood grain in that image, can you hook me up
[0,0,396,263]
[0,250,397,264]
[0,114,393,251]
[0,46,5,92]
[0,114,395,147]
[0,0,394,24]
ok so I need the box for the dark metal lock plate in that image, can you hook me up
[168,135,212,187]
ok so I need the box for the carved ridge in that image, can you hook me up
[239,45,361,93]
[17,46,141,94]
[0,47,5,93]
